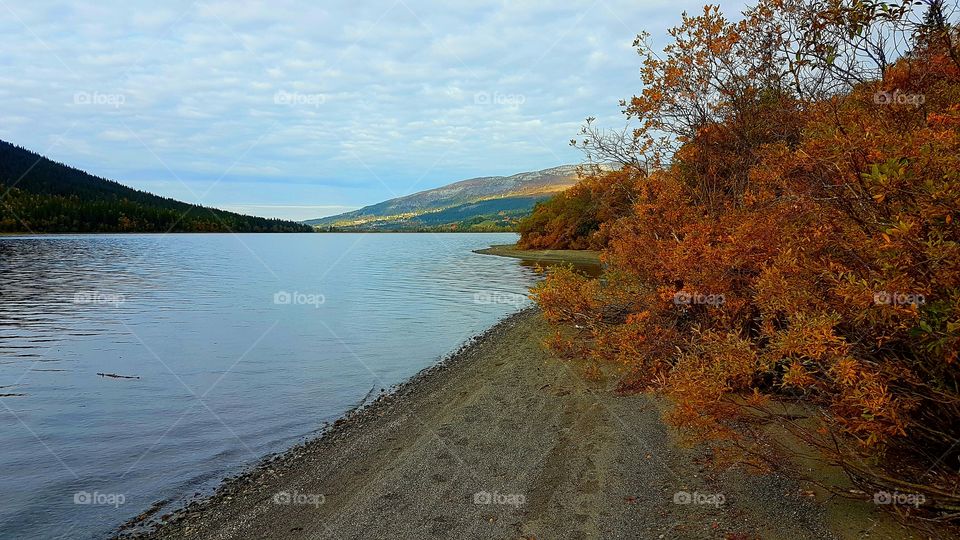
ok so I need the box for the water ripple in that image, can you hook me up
[0,233,538,539]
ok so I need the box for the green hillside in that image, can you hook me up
[307,165,582,231]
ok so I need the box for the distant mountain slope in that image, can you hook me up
[0,140,312,233]
[306,165,581,231]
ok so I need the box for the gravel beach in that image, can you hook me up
[122,309,949,539]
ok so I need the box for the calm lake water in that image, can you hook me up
[0,233,543,539]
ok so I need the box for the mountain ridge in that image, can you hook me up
[306,164,582,231]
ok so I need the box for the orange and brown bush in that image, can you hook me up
[529,0,960,517]
[517,166,640,250]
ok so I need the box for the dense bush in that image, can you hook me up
[530,0,960,517]
[518,167,640,250]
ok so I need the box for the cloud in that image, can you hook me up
[217,204,360,221]
[0,0,748,219]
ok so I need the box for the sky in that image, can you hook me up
[0,0,749,221]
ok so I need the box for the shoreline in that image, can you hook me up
[117,305,940,539]
[117,308,538,538]
[473,243,602,267]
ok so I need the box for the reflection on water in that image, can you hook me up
[0,233,539,539]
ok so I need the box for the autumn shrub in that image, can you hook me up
[530,0,960,518]
[517,166,640,250]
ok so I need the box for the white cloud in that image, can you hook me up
[1,0,749,219]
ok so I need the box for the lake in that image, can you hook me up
[0,233,542,539]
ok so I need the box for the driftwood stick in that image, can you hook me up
[97,372,140,380]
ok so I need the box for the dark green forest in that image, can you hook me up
[0,140,312,233]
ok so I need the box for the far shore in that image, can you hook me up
[0,230,515,236]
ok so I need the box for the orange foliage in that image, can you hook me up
[530,0,960,514]
[518,167,640,250]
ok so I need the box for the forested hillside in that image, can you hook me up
[0,140,312,233]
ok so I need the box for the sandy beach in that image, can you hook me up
[119,304,950,540]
